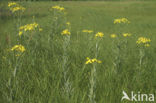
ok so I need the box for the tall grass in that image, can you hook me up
[0,1,156,103]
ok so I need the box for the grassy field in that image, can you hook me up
[0,1,156,103]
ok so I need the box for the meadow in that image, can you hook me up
[0,1,156,103]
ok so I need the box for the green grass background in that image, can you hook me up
[0,1,156,103]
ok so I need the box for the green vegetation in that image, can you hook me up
[0,1,156,103]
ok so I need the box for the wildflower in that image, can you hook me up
[59,7,65,11]
[52,5,65,11]
[11,45,26,52]
[145,44,150,47]
[52,5,60,9]
[95,32,104,38]
[136,37,151,47]
[19,22,39,36]
[114,19,121,24]
[19,26,24,30]
[136,37,151,44]
[85,57,102,64]
[8,2,17,7]
[8,2,26,13]
[10,6,25,13]
[114,18,130,24]
[82,30,93,33]
[122,33,131,37]
[19,31,23,36]
[61,29,71,35]
[121,18,130,23]
[110,34,117,38]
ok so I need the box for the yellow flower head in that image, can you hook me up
[95,32,104,38]
[19,31,23,36]
[145,44,150,47]
[52,5,65,11]
[61,29,71,35]
[110,34,117,38]
[10,6,25,13]
[59,7,65,11]
[114,18,130,24]
[122,33,131,37]
[8,2,25,13]
[136,37,151,47]
[136,37,151,44]
[121,18,130,23]
[114,19,121,24]
[19,22,39,36]
[11,45,26,52]
[52,6,60,9]
[85,57,102,64]
[8,2,17,7]
[82,30,93,33]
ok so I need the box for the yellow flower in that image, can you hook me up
[19,26,24,30]
[8,2,17,7]
[110,34,117,38]
[121,18,130,23]
[52,5,65,11]
[19,22,39,36]
[11,45,26,52]
[114,19,121,24]
[136,37,151,44]
[95,32,104,38]
[136,37,151,47]
[59,7,65,11]
[8,2,25,13]
[97,60,102,64]
[122,33,131,37]
[10,6,25,13]
[19,31,23,36]
[114,18,130,24]
[82,30,93,33]
[145,44,150,47]
[52,6,60,9]
[85,57,102,64]
[61,29,71,35]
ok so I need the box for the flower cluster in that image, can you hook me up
[95,32,104,38]
[11,45,26,52]
[8,2,16,7]
[110,34,117,38]
[82,30,93,33]
[52,5,65,11]
[136,37,151,47]
[10,7,25,13]
[85,57,102,64]
[19,22,42,36]
[61,29,71,35]
[114,18,130,24]
[122,33,131,37]
[8,2,25,13]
